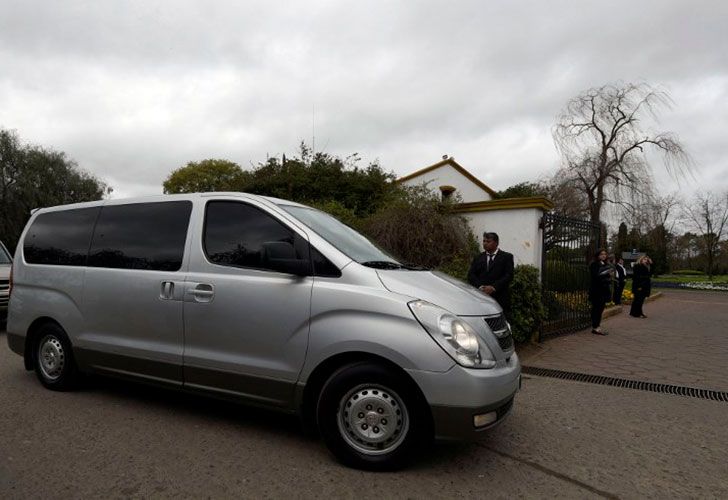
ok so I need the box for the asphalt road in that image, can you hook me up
[2,332,727,499]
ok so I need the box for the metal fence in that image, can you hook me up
[540,213,601,339]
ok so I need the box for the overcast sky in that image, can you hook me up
[1,0,726,202]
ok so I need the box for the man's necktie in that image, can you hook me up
[487,254,493,271]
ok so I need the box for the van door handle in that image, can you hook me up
[160,281,175,300]
[188,283,215,303]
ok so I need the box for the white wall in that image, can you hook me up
[461,208,543,270]
[401,164,492,203]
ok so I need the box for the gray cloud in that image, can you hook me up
[0,0,726,201]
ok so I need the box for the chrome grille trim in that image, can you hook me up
[483,313,514,352]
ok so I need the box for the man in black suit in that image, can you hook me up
[467,232,515,313]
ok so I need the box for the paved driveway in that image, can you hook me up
[2,290,728,498]
[523,290,728,392]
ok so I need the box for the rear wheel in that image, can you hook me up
[33,323,79,391]
[316,362,430,470]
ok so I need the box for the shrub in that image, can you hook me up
[542,290,563,320]
[360,185,478,269]
[509,265,547,343]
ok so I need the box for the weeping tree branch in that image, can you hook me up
[552,82,692,226]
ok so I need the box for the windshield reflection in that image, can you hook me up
[279,205,401,265]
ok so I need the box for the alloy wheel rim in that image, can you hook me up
[337,384,409,455]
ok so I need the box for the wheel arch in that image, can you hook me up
[298,351,433,437]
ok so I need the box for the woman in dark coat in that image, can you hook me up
[630,255,653,318]
[588,249,613,335]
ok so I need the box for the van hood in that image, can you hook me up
[376,269,502,316]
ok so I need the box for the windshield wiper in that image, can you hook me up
[401,262,429,271]
[360,260,403,269]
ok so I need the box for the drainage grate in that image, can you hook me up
[522,366,728,403]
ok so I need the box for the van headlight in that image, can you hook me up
[408,300,496,369]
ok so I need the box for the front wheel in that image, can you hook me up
[316,362,430,470]
[33,323,79,391]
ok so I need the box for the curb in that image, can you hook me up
[645,291,663,303]
[605,291,663,317]
[602,304,623,319]
[516,341,551,364]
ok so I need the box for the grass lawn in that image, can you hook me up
[651,274,728,284]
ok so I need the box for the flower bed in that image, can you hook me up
[653,281,728,292]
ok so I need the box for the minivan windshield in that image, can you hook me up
[280,205,402,267]
[0,243,11,264]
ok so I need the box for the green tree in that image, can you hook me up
[162,144,398,217]
[494,182,546,199]
[244,143,397,216]
[616,222,628,256]
[646,224,670,275]
[0,129,108,251]
[163,159,249,194]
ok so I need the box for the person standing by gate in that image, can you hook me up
[468,232,514,315]
[630,255,652,318]
[588,249,613,335]
[613,257,627,305]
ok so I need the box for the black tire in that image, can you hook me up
[33,323,79,391]
[316,362,430,471]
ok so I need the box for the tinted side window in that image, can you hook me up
[88,201,192,271]
[24,207,100,266]
[204,201,309,272]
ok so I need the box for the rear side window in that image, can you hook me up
[204,201,309,272]
[88,201,192,271]
[24,207,100,266]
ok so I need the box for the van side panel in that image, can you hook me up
[299,278,454,382]
[6,263,86,352]
[77,267,185,384]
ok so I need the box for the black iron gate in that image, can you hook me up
[540,213,601,339]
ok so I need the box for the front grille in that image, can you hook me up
[484,313,508,333]
[0,279,8,306]
[484,313,514,352]
[497,335,514,351]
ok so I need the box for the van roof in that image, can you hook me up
[32,192,310,213]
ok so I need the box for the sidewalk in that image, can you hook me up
[520,290,728,392]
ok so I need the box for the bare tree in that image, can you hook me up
[682,191,728,278]
[552,82,691,225]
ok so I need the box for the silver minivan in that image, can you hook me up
[6,193,520,470]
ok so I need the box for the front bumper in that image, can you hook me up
[407,354,521,440]
[430,391,516,440]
